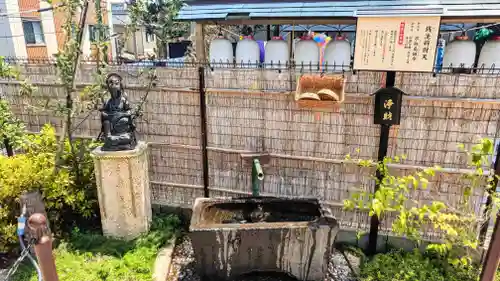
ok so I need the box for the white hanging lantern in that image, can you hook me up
[478,35,500,70]
[294,35,319,70]
[324,34,351,72]
[235,36,260,68]
[264,36,289,68]
[209,35,233,67]
[442,35,476,72]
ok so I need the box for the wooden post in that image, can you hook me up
[29,213,59,281]
[368,71,397,255]
[3,138,13,156]
[480,213,500,281]
[479,140,500,245]
[195,23,206,62]
[198,66,209,198]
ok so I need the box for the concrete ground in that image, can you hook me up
[154,237,177,281]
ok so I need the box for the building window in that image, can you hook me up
[89,25,99,42]
[111,3,126,14]
[89,25,110,42]
[22,20,45,45]
[145,31,155,43]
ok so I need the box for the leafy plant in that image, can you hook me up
[344,138,500,260]
[0,124,100,252]
[48,0,110,191]
[359,249,481,281]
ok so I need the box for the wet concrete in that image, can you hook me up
[189,197,339,281]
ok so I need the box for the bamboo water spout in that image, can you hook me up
[252,158,264,196]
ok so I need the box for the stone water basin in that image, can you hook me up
[189,197,339,281]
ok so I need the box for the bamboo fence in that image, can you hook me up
[1,62,498,237]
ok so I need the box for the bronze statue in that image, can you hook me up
[99,73,137,151]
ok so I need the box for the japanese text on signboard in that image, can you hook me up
[373,88,404,125]
[383,98,394,121]
[354,16,440,72]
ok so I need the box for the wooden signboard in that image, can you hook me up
[353,16,441,72]
[373,87,405,125]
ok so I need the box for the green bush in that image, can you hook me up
[14,215,181,281]
[359,250,482,281]
[0,124,100,252]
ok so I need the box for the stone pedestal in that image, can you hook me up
[91,141,152,240]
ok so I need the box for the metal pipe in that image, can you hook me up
[28,213,59,281]
[252,158,264,196]
[19,235,43,281]
[18,205,43,281]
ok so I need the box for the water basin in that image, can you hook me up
[189,197,339,281]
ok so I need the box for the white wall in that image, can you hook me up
[40,0,58,57]
[82,24,91,57]
[113,25,156,57]
[107,0,117,59]
[0,0,27,57]
[140,27,156,56]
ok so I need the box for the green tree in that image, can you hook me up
[344,138,500,263]
[127,0,189,58]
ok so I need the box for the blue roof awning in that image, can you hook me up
[177,0,500,21]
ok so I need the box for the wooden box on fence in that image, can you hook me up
[295,74,345,111]
[373,87,405,125]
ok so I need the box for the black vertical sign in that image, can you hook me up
[373,87,405,125]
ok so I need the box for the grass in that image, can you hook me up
[13,214,180,281]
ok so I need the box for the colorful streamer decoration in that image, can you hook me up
[474,27,494,41]
[309,32,332,70]
[257,40,265,63]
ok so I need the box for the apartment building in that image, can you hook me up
[0,0,114,60]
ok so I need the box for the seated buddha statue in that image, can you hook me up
[99,73,137,151]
